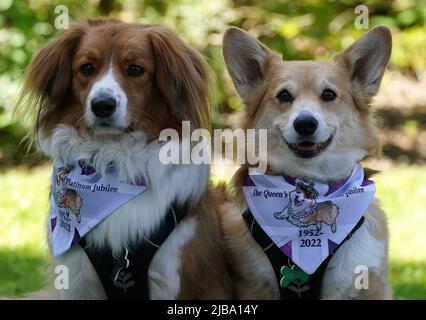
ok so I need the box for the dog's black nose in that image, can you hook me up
[293,115,318,136]
[91,94,117,118]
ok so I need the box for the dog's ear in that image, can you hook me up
[334,26,392,98]
[148,26,211,129]
[22,22,86,106]
[222,27,273,106]
[17,22,87,136]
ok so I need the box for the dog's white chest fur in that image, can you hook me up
[44,125,208,299]
[320,201,387,299]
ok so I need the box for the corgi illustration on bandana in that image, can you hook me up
[54,165,83,224]
[243,164,375,274]
[273,182,339,233]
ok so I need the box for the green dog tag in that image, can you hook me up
[280,265,309,287]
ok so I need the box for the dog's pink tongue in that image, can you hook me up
[296,141,317,151]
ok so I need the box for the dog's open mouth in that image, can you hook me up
[286,136,333,158]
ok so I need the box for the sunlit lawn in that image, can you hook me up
[0,166,50,296]
[0,164,425,299]
[374,166,426,299]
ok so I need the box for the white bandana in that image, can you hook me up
[243,164,375,274]
[49,159,147,257]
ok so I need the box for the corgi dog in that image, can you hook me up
[221,26,392,299]
[18,19,232,299]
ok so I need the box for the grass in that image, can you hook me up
[375,166,426,299]
[0,164,425,299]
[0,166,51,296]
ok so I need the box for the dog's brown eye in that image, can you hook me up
[80,63,95,77]
[321,89,337,101]
[276,89,293,103]
[127,64,145,77]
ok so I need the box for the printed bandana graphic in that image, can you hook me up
[243,164,375,274]
[50,159,147,257]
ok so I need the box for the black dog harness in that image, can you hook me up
[79,204,187,299]
[242,209,365,300]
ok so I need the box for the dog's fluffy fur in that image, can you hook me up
[18,19,232,299]
[221,26,392,299]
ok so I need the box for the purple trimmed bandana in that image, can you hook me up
[243,164,375,274]
[49,159,147,257]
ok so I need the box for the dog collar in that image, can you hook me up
[242,163,375,275]
[49,158,147,257]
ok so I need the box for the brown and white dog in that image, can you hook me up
[18,19,231,299]
[221,26,392,299]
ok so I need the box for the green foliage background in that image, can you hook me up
[0,0,426,299]
[1,0,426,165]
